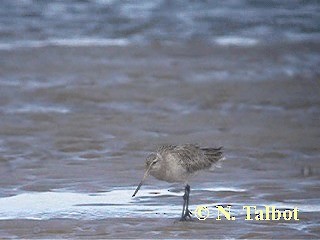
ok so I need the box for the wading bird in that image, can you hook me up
[132,144,224,221]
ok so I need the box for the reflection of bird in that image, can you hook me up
[132,144,224,221]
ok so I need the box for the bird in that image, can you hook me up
[132,144,224,221]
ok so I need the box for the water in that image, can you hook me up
[0,0,320,238]
[1,0,320,48]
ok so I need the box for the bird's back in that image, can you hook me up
[158,144,223,174]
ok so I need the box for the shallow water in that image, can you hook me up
[1,0,320,239]
[0,43,319,238]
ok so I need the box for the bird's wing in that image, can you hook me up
[157,144,224,173]
[170,144,213,173]
[200,147,224,167]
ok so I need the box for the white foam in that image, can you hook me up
[50,38,129,47]
[0,38,129,50]
[0,190,318,220]
[0,190,182,220]
[214,36,259,46]
[7,105,70,114]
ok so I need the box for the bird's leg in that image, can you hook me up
[180,187,187,220]
[184,184,192,219]
[180,184,192,221]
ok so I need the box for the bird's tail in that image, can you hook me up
[201,147,224,167]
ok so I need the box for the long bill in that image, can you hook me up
[132,167,151,197]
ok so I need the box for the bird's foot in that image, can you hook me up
[180,209,193,221]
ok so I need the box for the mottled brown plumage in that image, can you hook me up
[133,144,224,221]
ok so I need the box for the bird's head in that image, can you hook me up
[145,153,162,172]
[132,152,162,197]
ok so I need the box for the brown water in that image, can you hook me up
[0,41,319,238]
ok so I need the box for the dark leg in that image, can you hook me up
[180,187,187,220]
[185,185,191,216]
[180,184,192,221]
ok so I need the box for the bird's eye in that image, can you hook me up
[152,160,157,165]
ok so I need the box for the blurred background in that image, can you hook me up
[0,0,319,238]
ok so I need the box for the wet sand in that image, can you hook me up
[0,41,319,238]
[0,216,319,239]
